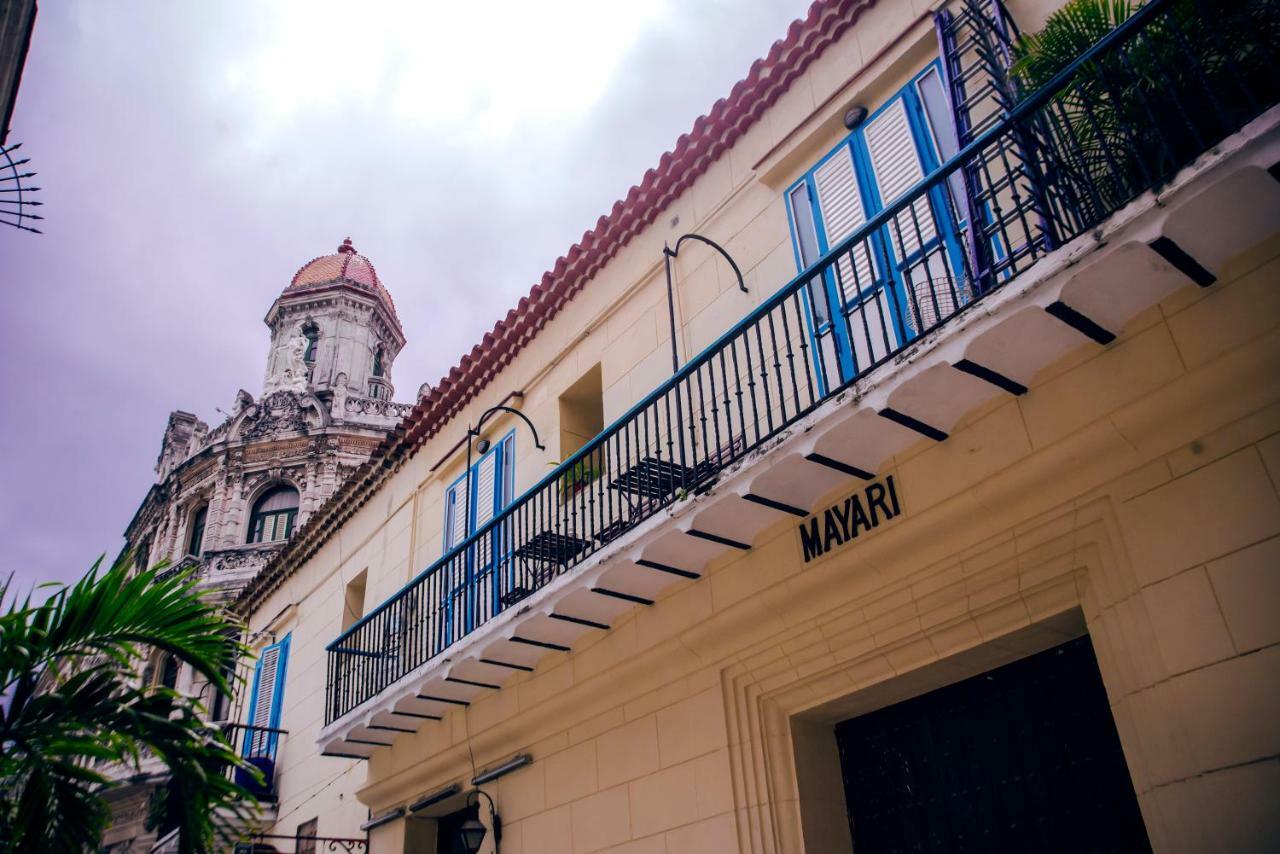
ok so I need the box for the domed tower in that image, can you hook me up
[107,240,417,851]
[263,237,405,401]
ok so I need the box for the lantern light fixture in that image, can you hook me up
[458,789,501,854]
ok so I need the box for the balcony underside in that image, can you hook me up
[319,107,1280,759]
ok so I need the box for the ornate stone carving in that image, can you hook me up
[232,389,254,415]
[243,437,309,464]
[343,393,414,422]
[202,544,284,576]
[265,333,310,394]
[241,391,310,440]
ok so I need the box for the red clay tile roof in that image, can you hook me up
[236,0,880,616]
[285,238,402,331]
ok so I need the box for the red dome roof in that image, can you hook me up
[286,238,400,326]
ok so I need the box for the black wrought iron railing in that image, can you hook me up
[224,722,287,801]
[246,833,368,853]
[325,0,1279,724]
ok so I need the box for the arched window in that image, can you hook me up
[372,346,384,378]
[143,650,179,690]
[187,504,208,557]
[159,653,179,690]
[302,323,319,363]
[134,536,152,571]
[248,486,299,544]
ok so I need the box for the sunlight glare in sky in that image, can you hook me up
[222,0,672,140]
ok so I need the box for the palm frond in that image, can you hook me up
[0,555,259,852]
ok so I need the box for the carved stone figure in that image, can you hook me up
[265,333,310,394]
[331,372,349,420]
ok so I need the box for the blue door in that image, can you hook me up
[440,432,515,647]
[787,64,968,391]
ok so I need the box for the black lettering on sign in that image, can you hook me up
[797,475,901,564]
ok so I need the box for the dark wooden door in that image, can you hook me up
[835,636,1150,853]
[435,803,480,854]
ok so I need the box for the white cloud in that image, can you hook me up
[221,0,672,142]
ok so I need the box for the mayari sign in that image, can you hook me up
[797,475,901,563]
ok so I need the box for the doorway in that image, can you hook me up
[834,636,1149,852]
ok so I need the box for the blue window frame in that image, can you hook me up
[786,61,969,392]
[440,431,516,644]
[243,633,290,759]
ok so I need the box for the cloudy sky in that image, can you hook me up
[0,1,808,592]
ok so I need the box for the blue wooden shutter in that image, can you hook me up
[244,634,290,757]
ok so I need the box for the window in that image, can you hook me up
[558,364,604,458]
[443,431,516,552]
[144,650,179,690]
[159,653,179,690]
[914,66,967,214]
[248,486,299,544]
[788,182,830,326]
[441,433,516,642]
[134,537,151,571]
[187,504,208,557]
[342,570,367,632]
[558,364,604,502]
[785,62,967,386]
[296,818,318,854]
[209,657,236,722]
[302,323,319,363]
[372,346,385,378]
[244,634,290,758]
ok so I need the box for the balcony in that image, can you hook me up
[197,543,288,602]
[224,722,287,803]
[320,0,1280,754]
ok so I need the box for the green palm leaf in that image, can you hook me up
[0,554,260,852]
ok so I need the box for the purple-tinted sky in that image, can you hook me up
[0,1,806,593]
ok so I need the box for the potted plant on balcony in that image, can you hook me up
[1012,0,1280,220]
[558,458,601,504]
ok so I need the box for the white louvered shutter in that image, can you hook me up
[865,97,961,332]
[864,98,935,258]
[473,452,498,530]
[472,451,498,571]
[247,643,282,755]
[812,146,878,303]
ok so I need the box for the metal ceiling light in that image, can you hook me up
[843,104,869,129]
[470,753,532,786]
[409,782,460,813]
[458,789,501,853]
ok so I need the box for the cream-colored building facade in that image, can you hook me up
[231,0,1280,851]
